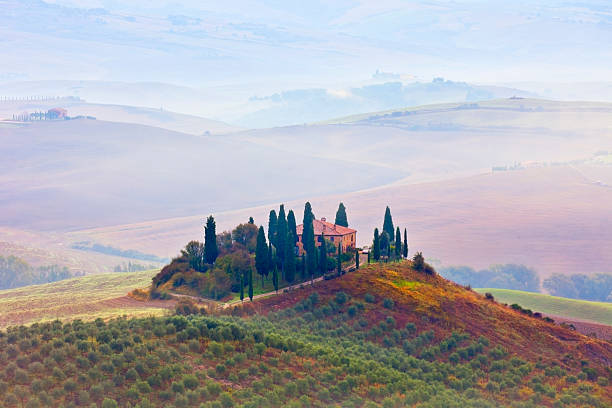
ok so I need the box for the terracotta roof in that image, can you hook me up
[296,218,356,236]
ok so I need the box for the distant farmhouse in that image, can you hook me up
[47,107,67,120]
[296,217,356,255]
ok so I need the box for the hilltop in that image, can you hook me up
[1,261,612,407]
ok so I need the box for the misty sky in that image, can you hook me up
[2,0,611,90]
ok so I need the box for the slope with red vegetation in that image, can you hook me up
[257,261,612,372]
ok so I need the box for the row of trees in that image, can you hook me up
[371,206,409,262]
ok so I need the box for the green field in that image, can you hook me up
[0,270,169,328]
[475,288,612,326]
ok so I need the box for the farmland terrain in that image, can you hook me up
[0,270,169,329]
[1,261,611,407]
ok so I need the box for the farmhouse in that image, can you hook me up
[296,217,356,255]
[47,107,67,119]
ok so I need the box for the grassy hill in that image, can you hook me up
[1,261,611,407]
[0,270,169,329]
[474,288,612,326]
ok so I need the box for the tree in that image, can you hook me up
[277,205,288,266]
[240,272,244,302]
[255,227,269,286]
[272,267,278,293]
[412,252,425,271]
[248,217,254,224]
[337,244,342,276]
[248,269,253,301]
[403,228,408,259]
[319,233,326,275]
[380,231,390,261]
[373,228,381,261]
[285,232,296,283]
[335,202,348,227]
[268,210,278,247]
[300,255,306,280]
[383,206,394,242]
[287,210,297,244]
[232,223,259,252]
[181,241,204,271]
[204,215,218,264]
[303,202,316,276]
[355,249,360,269]
[395,227,401,259]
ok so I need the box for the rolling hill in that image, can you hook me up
[474,289,612,327]
[1,261,611,407]
[0,270,169,329]
[0,98,241,135]
[0,119,403,231]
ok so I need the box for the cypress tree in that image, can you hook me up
[287,210,297,244]
[268,210,277,247]
[248,217,254,224]
[248,269,253,301]
[204,215,218,264]
[373,228,380,261]
[355,249,360,269]
[303,202,316,276]
[277,205,288,265]
[268,242,273,271]
[301,255,306,280]
[334,202,348,227]
[272,267,278,293]
[367,250,371,264]
[395,226,401,259]
[383,206,394,242]
[403,228,408,259]
[255,226,268,286]
[319,233,326,275]
[381,232,390,261]
[285,232,296,283]
[337,244,342,276]
[240,272,244,302]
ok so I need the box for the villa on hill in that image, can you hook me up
[296,217,356,255]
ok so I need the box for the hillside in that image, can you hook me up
[0,119,402,231]
[474,289,612,328]
[1,261,611,407]
[79,164,612,277]
[0,99,241,135]
[0,270,170,329]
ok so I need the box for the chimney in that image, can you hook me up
[321,217,326,222]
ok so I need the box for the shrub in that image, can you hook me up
[335,292,349,305]
[364,293,376,303]
[383,298,394,309]
[101,398,118,408]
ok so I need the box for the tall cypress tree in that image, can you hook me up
[301,255,306,280]
[383,206,394,242]
[381,232,390,261]
[255,226,268,286]
[373,228,381,261]
[395,226,402,259]
[337,243,342,276]
[303,202,316,276]
[268,210,277,247]
[248,217,254,224]
[277,205,288,266]
[240,272,244,302]
[272,267,278,293]
[319,233,326,275]
[355,248,360,269]
[287,210,297,244]
[403,228,408,259]
[204,215,218,264]
[334,202,348,227]
[285,232,296,283]
[248,269,253,301]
